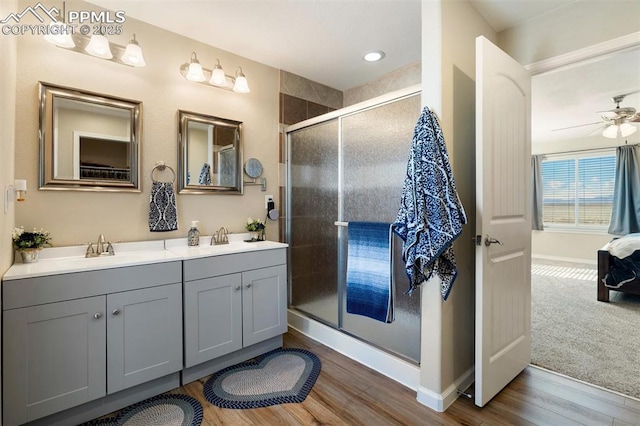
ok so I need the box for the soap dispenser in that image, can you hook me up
[188,221,200,247]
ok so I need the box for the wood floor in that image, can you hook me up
[169,328,640,425]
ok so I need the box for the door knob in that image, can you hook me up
[246,284,252,289]
[484,236,503,246]
[94,313,102,319]
[235,285,241,291]
[112,308,121,315]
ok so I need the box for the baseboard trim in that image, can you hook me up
[416,367,475,412]
[287,309,420,390]
[532,254,596,265]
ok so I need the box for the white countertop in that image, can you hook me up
[3,236,288,281]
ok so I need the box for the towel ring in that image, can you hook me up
[151,162,176,183]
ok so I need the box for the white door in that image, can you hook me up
[475,35,532,407]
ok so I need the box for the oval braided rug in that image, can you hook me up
[81,394,203,426]
[203,348,321,409]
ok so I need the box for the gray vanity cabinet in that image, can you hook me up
[2,262,183,426]
[3,296,107,424]
[183,249,287,369]
[107,283,183,393]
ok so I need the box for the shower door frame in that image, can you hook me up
[284,84,421,345]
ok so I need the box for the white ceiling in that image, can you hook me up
[88,0,639,144]
[89,0,574,91]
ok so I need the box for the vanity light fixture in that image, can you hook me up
[120,34,146,67]
[185,52,206,82]
[180,53,250,93]
[43,2,75,48]
[85,34,113,59]
[602,122,637,139]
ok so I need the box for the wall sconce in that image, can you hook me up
[4,180,27,214]
[602,121,638,139]
[180,52,250,93]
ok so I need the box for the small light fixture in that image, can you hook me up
[363,50,385,62]
[14,180,27,202]
[603,121,638,139]
[85,34,113,59]
[121,34,145,67]
[209,59,227,86]
[185,52,206,82]
[4,179,27,213]
[180,53,250,93]
[233,67,250,93]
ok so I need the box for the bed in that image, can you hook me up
[597,233,640,302]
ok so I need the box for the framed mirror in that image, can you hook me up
[178,110,243,194]
[39,82,142,192]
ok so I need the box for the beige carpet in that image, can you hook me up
[531,259,640,399]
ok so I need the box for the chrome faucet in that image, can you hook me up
[97,234,106,255]
[211,227,229,245]
[85,235,115,257]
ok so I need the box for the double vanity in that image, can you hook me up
[1,237,288,426]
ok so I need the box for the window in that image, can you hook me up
[541,151,616,229]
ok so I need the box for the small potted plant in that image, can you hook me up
[12,227,52,263]
[245,218,265,241]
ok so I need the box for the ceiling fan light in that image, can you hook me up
[620,122,637,138]
[602,124,619,139]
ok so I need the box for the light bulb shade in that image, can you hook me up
[186,62,205,82]
[620,122,637,138]
[121,42,145,67]
[85,35,113,59]
[232,68,250,93]
[43,21,75,48]
[209,66,226,86]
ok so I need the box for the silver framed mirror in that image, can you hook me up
[178,110,243,194]
[38,82,142,192]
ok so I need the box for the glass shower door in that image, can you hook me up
[288,119,340,326]
[340,94,422,362]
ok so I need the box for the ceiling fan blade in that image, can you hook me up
[552,121,602,132]
[587,124,607,136]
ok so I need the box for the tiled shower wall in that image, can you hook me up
[278,71,343,242]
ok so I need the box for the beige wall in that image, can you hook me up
[343,61,421,107]
[14,0,280,246]
[1,0,17,273]
[498,0,640,66]
[420,0,496,404]
[500,2,639,263]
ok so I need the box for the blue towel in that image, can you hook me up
[393,106,467,300]
[346,222,395,323]
[199,163,212,185]
[149,182,178,232]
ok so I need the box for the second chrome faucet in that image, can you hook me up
[86,234,115,257]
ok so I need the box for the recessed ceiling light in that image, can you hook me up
[363,50,385,62]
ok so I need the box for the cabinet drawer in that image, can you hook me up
[183,248,286,281]
[3,261,182,310]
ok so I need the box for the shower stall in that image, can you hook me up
[285,86,422,363]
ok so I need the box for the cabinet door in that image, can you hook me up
[242,264,288,347]
[3,296,106,425]
[184,274,243,367]
[107,283,182,394]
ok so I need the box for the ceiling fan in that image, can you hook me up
[553,92,640,139]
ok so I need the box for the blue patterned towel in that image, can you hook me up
[199,163,212,185]
[346,222,395,323]
[393,106,467,300]
[149,182,178,232]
